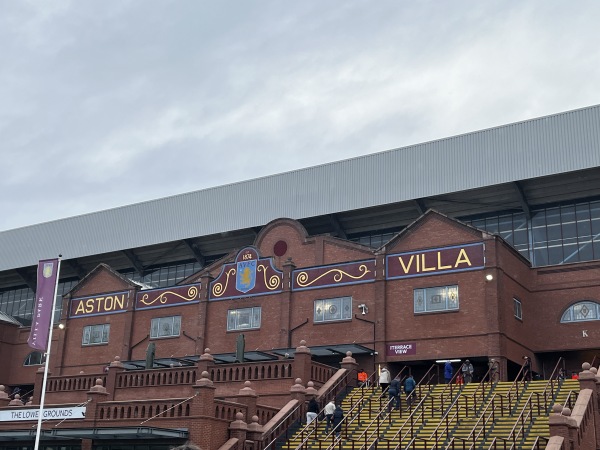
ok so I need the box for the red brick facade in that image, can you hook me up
[1,211,600,447]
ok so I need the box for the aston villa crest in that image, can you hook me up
[43,262,54,278]
[236,259,256,293]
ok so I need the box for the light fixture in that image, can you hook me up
[58,323,65,330]
[485,274,494,281]
[436,359,462,363]
[358,304,369,315]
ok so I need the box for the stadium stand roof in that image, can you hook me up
[1,104,600,289]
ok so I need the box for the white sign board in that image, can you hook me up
[0,407,86,422]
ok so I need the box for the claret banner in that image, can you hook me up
[386,242,484,280]
[28,258,60,351]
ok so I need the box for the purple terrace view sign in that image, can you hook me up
[209,247,283,301]
[386,242,484,280]
[70,291,129,318]
[136,284,200,310]
[387,342,417,357]
[292,260,376,291]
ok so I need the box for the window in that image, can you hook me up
[414,285,459,313]
[561,301,600,323]
[314,297,352,323]
[24,351,45,366]
[227,307,261,331]
[151,315,181,338]
[82,324,110,345]
[514,298,523,320]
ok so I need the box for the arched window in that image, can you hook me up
[561,301,600,323]
[23,351,45,366]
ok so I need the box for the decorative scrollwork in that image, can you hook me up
[296,264,372,287]
[257,265,281,290]
[140,285,200,306]
[212,268,236,297]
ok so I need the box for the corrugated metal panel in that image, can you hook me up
[1,104,599,271]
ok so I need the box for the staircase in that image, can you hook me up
[279,379,579,450]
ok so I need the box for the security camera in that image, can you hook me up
[374,352,378,355]
[358,304,368,315]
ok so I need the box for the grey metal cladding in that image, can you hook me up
[1,104,599,272]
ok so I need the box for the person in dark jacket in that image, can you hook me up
[306,396,319,425]
[403,374,416,409]
[332,404,344,438]
[388,376,401,411]
[444,361,453,384]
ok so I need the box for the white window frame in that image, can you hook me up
[414,285,459,314]
[561,301,600,323]
[227,307,261,331]
[24,351,45,366]
[151,315,181,339]
[514,298,523,320]
[314,297,352,323]
[82,324,110,346]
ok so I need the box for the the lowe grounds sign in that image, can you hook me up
[0,406,86,422]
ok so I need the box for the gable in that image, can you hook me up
[384,210,483,254]
[66,264,136,298]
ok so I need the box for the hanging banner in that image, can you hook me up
[28,258,60,351]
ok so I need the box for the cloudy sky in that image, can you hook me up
[1,1,598,232]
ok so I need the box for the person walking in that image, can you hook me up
[357,368,369,388]
[388,375,401,411]
[379,367,391,393]
[332,403,344,439]
[324,399,336,434]
[403,374,416,409]
[523,356,532,381]
[462,360,474,384]
[444,361,453,384]
[306,396,319,425]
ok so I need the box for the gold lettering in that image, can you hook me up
[75,301,86,315]
[105,296,114,311]
[95,297,104,311]
[437,252,452,270]
[114,294,125,310]
[421,253,435,272]
[85,299,95,313]
[454,248,472,267]
[398,255,415,273]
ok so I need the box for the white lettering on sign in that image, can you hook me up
[583,330,588,337]
[0,407,85,422]
[389,344,413,354]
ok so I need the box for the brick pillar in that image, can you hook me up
[237,381,258,421]
[281,258,296,348]
[85,378,108,421]
[32,366,48,405]
[305,381,318,398]
[578,362,600,449]
[290,378,306,409]
[373,253,387,361]
[340,352,359,388]
[246,415,262,445]
[229,412,248,444]
[8,395,24,406]
[0,385,9,407]
[197,348,214,375]
[197,272,213,354]
[549,404,577,447]
[292,340,311,385]
[104,356,125,401]
[191,371,216,417]
[81,439,92,450]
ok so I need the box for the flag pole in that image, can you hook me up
[33,257,62,450]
